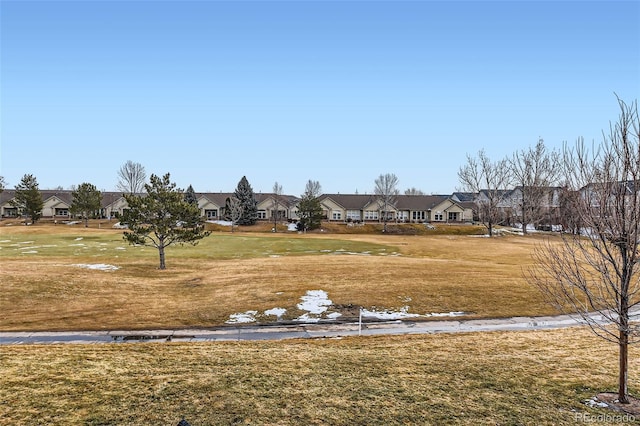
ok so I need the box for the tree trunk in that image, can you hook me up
[158,244,166,270]
[521,197,528,235]
[619,330,629,403]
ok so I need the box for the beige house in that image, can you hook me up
[0,189,471,224]
[318,194,473,223]
[0,190,74,218]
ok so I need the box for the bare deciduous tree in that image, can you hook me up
[374,173,399,232]
[305,180,322,198]
[528,97,640,404]
[509,138,561,234]
[404,187,425,196]
[458,150,512,236]
[271,181,283,232]
[117,160,146,194]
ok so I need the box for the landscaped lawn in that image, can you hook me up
[1,222,638,425]
[1,328,637,425]
[0,222,555,331]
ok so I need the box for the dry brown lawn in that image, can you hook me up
[0,222,556,331]
[1,328,638,425]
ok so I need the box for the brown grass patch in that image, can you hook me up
[0,328,637,425]
[0,222,556,330]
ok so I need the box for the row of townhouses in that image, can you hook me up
[0,190,479,224]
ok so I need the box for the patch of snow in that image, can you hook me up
[21,250,38,254]
[0,240,11,243]
[72,263,120,271]
[66,221,80,225]
[361,306,421,320]
[112,222,128,229]
[296,313,321,323]
[428,311,467,317]
[326,312,342,319]
[74,237,83,241]
[264,308,287,319]
[207,220,233,226]
[115,247,126,250]
[584,397,609,409]
[226,310,258,324]
[297,290,332,314]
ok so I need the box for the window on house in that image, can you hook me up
[257,210,267,219]
[412,211,425,221]
[205,209,218,218]
[346,210,361,220]
[364,210,378,220]
[448,212,458,221]
[332,211,342,220]
[434,214,443,221]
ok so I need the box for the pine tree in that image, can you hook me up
[122,173,210,269]
[297,180,323,231]
[234,176,257,225]
[70,183,102,227]
[12,174,43,224]
[184,184,198,206]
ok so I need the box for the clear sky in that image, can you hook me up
[1,0,639,196]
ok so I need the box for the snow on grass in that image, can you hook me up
[72,263,120,271]
[361,306,421,320]
[226,310,258,324]
[429,311,467,317]
[225,290,465,324]
[207,220,233,226]
[295,290,340,322]
[362,306,468,320]
[297,290,332,314]
[264,308,287,319]
[21,250,38,254]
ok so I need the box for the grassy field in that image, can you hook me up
[1,221,638,424]
[1,328,638,425]
[0,221,556,331]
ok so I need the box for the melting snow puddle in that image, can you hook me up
[72,263,120,271]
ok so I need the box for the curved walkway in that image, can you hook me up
[0,311,628,345]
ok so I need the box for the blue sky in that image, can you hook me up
[1,0,639,196]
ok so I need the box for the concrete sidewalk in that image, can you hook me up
[0,312,611,345]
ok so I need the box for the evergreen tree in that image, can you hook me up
[184,184,198,206]
[234,176,258,225]
[297,180,323,231]
[122,173,210,270]
[70,182,102,227]
[12,174,43,224]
